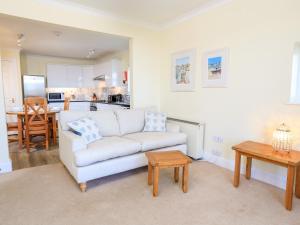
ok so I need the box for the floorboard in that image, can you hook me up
[9,142,60,170]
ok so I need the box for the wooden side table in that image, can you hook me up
[145,151,192,197]
[232,141,300,211]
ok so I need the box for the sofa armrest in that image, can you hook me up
[166,122,181,133]
[60,130,87,152]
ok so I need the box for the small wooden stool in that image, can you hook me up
[145,150,192,197]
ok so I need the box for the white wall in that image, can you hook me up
[0,50,12,173]
[1,49,23,104]
[160,0,300,188]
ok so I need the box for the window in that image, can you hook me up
[290,43,300,103]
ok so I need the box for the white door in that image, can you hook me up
[1,59,22,122]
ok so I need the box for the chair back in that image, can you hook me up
[24,97,48,133]
[64,97,70,111]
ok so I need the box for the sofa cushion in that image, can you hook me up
[74,137,141,167]
[60,111,87,131]
[143,111,167,132]
[89,110,120,137]
[115,109,145,135]
[123,132,187,152]
[60,110,120,137]
[67,117,102,144]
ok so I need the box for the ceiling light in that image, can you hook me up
[17,33,24,41]
[86,49,96,58]
[17,33,25,47]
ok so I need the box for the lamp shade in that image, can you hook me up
[272,123,292,152]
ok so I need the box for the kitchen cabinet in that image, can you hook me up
[47,64,95,88]
[82,66,96,88]
[47,64,68,88]
[94,59,122,87]
[69,102,90,111]
[66,65,82,88]
[48,102,64,111]
[47,60,122,89]
[96,103,126,110]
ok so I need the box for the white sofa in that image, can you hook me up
[58,109,187,191]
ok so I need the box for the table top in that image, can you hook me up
[145,150,192,167]
[6,111,58,116]
[232,141,300,166]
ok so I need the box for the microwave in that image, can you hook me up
[48,92,65,102]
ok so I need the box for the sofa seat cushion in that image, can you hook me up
[123,132,187,152]
[74,137,141,167]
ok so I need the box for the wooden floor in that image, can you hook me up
[9,142,60,170]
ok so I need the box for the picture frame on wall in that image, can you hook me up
[171,49,196,92]
[202,48,229,88]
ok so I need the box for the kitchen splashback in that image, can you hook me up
[46,87,128,101]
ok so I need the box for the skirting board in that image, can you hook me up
[203,152,287,190]
[0,160,12,173]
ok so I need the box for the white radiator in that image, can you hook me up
[168,117,205,159]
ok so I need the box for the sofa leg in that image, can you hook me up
[79,183,87,192]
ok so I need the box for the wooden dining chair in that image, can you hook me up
[7,122,19,143]
[24,97,49,152]
[64,97,70,111]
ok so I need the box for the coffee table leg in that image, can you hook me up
[182,164,189,193]
[296,166,300,198]
[174,167,179,183]
[246,157,252,180]
[285,165,295,210]
[148,162,153,185]
[233,151,241,187]
[153,166,159,197]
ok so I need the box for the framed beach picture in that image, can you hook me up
[171,49,196,92]
[202,48,229,87]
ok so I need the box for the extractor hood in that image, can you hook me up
[93,74,105,81]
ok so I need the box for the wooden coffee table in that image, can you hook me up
[232,141,300,211]
[145,150,192,197]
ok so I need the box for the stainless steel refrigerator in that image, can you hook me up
[23,75,46,98]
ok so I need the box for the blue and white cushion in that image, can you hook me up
[67,117,102,144]
[143,111,167,132]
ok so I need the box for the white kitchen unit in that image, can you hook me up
[69,102,90,111]
[82,66,95,87]
[47,64,96,88]
[94,59,122,87]
[47,64,68,88]
[66,65,82,88]
[96,103,126,110]
[48,102,64,111]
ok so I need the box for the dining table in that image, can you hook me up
[6,110,59,150]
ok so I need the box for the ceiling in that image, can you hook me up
[0,14,129,59]
[53,0,228,27]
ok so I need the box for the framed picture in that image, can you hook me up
[171,49,196,92]
[202,48,229,87]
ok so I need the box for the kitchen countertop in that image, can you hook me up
[48,100,130,107]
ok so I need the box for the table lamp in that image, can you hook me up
[272,123,292,152]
